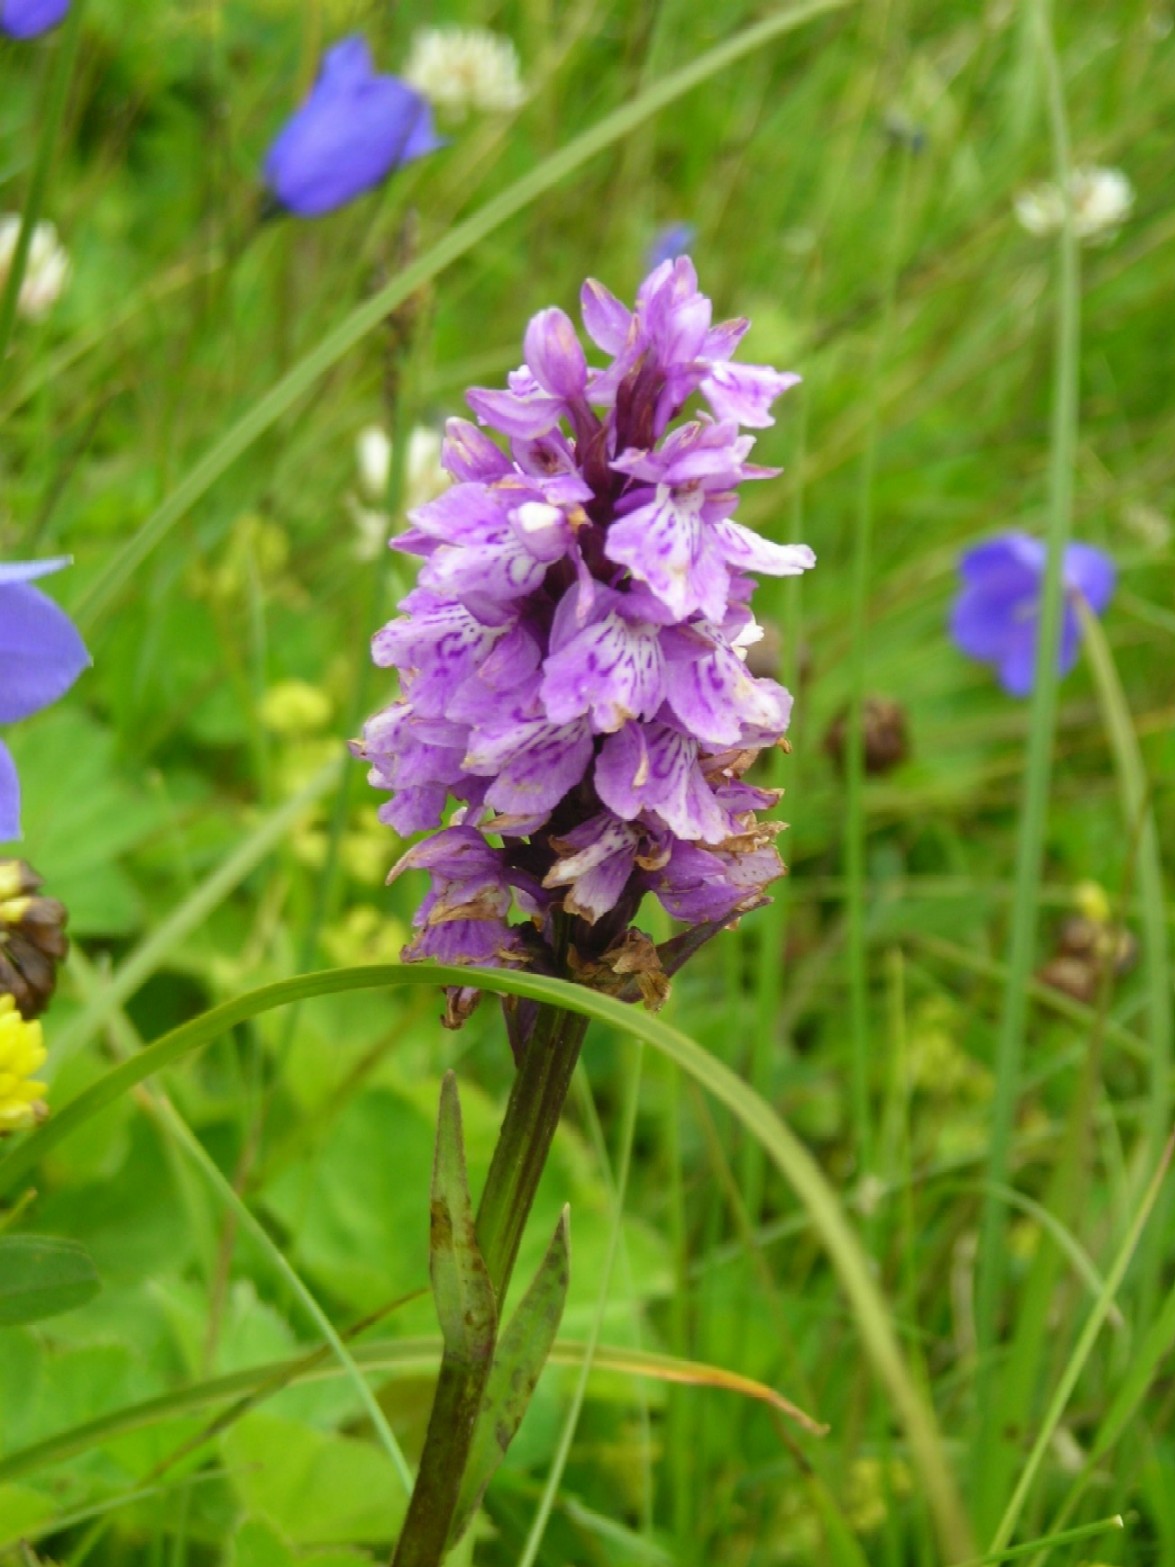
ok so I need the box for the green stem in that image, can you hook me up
[391,1002,589,1567]
[0,2,85,373]
[971,0,1079,1529]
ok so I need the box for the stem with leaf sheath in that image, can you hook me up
[391,1001,589,1567]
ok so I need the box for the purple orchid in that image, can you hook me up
[356,258,813,1006]
[951,531,1115,697]
[0,0,69,37]
[0,559,90,841]
[263,36,444,218]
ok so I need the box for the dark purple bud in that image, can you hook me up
[263,36,444,218]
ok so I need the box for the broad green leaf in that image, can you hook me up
[430,1073,496,1369]
[221,1411,407,1545]
[5,711,169,935]
[450,1207,571,1545]
[0,1235,100,1327]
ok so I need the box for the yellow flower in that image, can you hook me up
[0,995,48,1133]
[258,679,334,737]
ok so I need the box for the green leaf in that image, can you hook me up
[5,711,169,936]
[221,1412,408,1545]
[450,1207,571,1547]
[430,1073,496,1370]
[0,1235,100,1327]
[0,962,969,1559]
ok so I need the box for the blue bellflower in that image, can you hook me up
[950,531,1115,697]
[0,559,89,840]
[263,36,444,218]
[0,0,69,37]
[646,222,697,273]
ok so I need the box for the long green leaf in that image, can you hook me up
[972,8,1082,1523]
[1080,605,1172,1176]
[138,1087,414,1495]
[431,1073,497,1369]
[450,1209,571,1544]
[0,1331,809,1486]
[72,0,850,630]
[986,1133,1173,1557]
[0,1234,99,1326]
[0,961,971,1559]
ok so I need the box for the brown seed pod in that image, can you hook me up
[823,696,910,777]
[0,860,70,1020]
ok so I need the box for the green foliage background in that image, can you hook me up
[1,0,1173,1562]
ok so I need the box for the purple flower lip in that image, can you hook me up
[0,0,69,38]
[357,258,814,995]
[263,35,445,218]
[0,557,90,841]
[950,530,1115,697]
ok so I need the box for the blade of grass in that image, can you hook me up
[986,1133,1173,1557]
[844,144,911,1183]
[909,931,1150,1066]
[972,5,1081,1520]
[0,0,85,369]
[0,1333,812,1485]
[1034,1267,1175,1560]
[515,1043,643,1567]
[134,1086,414,1495]
[1080,604,1172,1278]
[72,0,850,630]
[939,1181,1124,1328]
[962,1515,1123,1566]
[0,961,973,1560]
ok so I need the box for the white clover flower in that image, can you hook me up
[356,424,392,502]
[403,26,525,119]
[349,424,450,559]
[1014,166,1134,243]
[0,214,70,320]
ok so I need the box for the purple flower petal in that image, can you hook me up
[595,722,729,842]
[714,520,816,579]
[605,488,729,622]
[580,278,632,355]
[539,597,664,731]
[0,740,20,841]
[0,0,69,37]
[0,557,70,584]
[1065,542,1115,614]
[950,529,1116,697]
[263,35,444,218]
[544,813,640,923]
[662,630,792,748]
[700,364,800,427]
[0,580,91,723]
[645,223,697,273]
[523,308,588,400]
[643,838,781,924]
